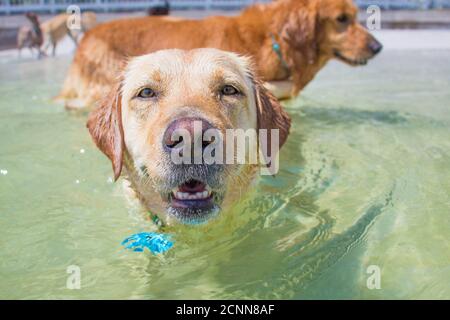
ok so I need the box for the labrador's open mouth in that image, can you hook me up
[167,179,220,223]
[171,179,213,205]
[334,50,368,66]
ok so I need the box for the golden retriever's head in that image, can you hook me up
[318,0,382,65]
[282,0,382,66]
[87,49,290,225]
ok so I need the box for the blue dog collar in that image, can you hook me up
[270,33,291,75]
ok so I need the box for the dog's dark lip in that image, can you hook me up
[169,193,215,208]
[334,50,368,66]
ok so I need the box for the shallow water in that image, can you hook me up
[0,50,449,299]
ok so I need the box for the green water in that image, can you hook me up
[0,50,449,299]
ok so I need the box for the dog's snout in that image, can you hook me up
[163,117,215,151]
[368,38,383,55]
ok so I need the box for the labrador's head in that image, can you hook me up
[87,49,290,225]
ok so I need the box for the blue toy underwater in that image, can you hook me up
[121,232,173,254]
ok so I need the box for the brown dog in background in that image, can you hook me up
[59,0,382,109]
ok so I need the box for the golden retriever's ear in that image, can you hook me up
[282,10,318,65]
[86,83,124,181]
[252,77,291,161]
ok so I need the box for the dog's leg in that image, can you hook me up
[68,30,79,47]
[39,49,47,59]
[52,42,57,57]
[35,45,46,59]
[42,39,51,57]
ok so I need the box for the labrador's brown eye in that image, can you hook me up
[221,85,239,96]
[336,14,349,24]
[137,87,156,99]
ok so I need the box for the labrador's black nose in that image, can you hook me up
[163,117,214,152]
[368,39,383,55]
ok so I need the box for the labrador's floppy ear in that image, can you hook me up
[252,77,291,170]
[86,82,124,181]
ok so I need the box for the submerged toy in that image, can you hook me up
[121,232,173,254]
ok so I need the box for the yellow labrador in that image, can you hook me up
[87,49,291,225]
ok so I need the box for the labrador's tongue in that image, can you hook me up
[179,180,206,193]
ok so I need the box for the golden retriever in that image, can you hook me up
[87,49,291,225]
[59,0,382,108]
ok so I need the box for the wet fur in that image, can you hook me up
[87,49,291,224]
